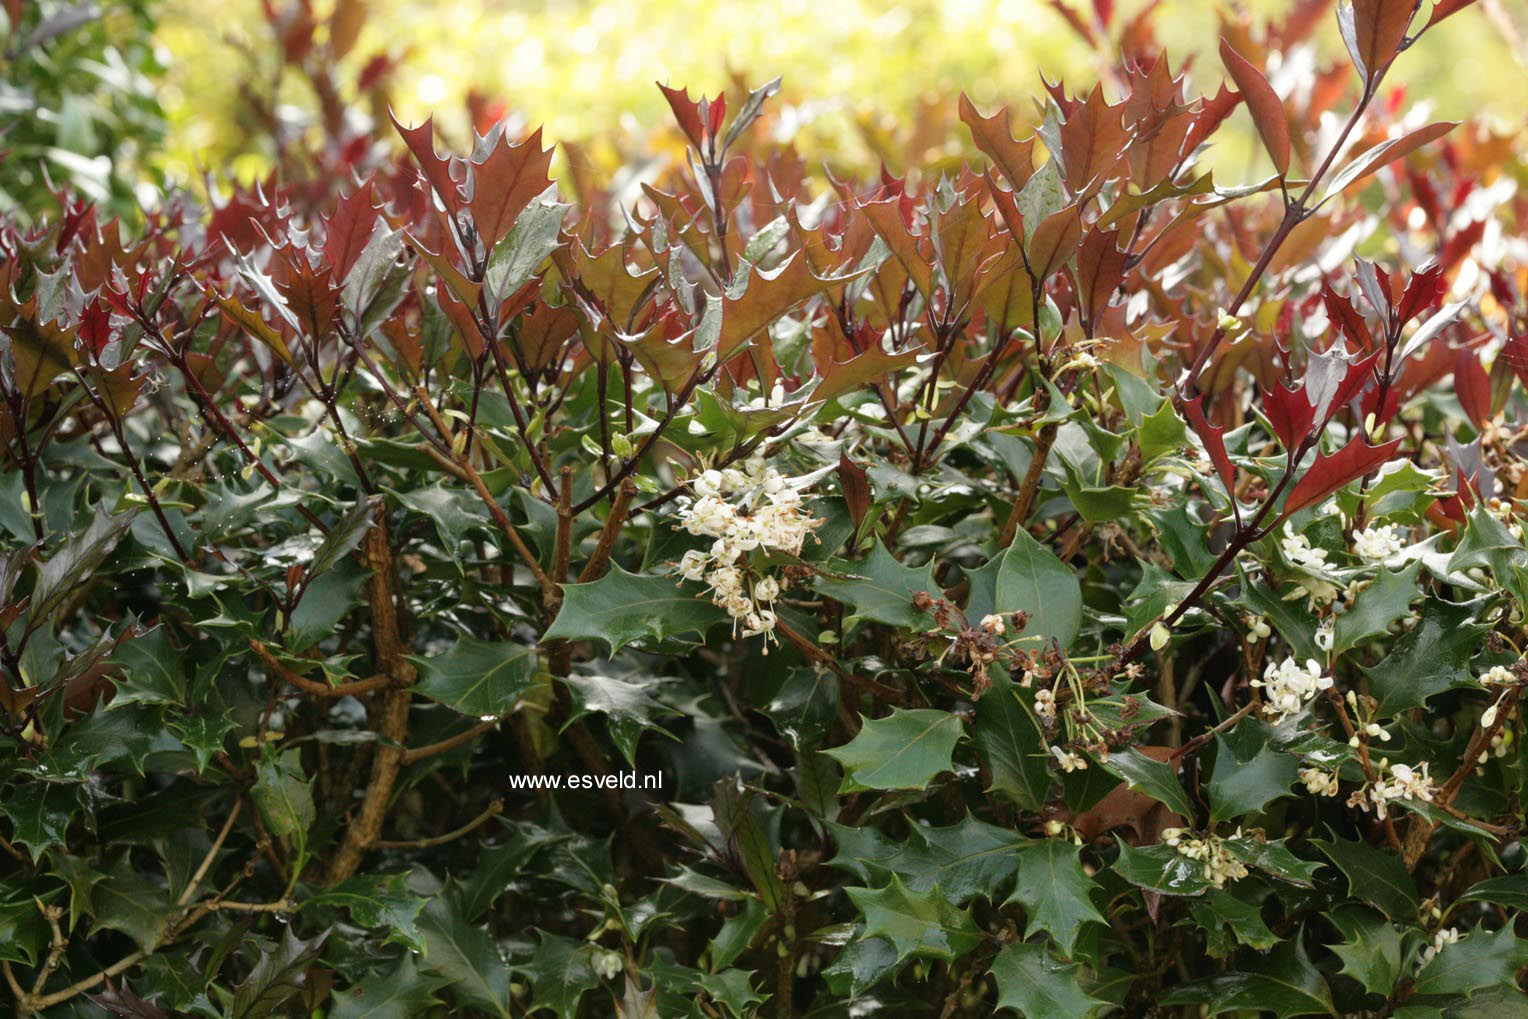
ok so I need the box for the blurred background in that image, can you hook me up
[3,0,1527,219]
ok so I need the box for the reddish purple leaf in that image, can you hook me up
[1284,436,1405,515]
[1185,395,1237,500]
[1219,40,1290,176]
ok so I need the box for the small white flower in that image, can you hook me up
[677,549,708,582]
[980,613,1006,636]
[1049,746,1087,772]
[1353,523,1405,563]
[1281,526,1330,570]
[1480,664,1519,687]
[594,949,624,980]
[1253,657,1334,722]
[1300,766,1340,797]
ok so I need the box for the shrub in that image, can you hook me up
[1,1,1526,1017]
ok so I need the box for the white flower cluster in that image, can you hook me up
[1352,523,1404,563]
[1252,657,1333,722]
[1034,687,1056,722]
[1299,766,1340,797]
[1480,664,1520,687]
[1281,528,1330,570]
[1161,829,1249,889]
[1415,927,1461,970]
[1349,760,1437,820]
[675,458,822,639]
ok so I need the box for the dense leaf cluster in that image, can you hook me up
[0,1,1526,1017]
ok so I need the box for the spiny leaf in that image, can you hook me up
[824,707,964,792]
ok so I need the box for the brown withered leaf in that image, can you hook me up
[1066,746,1186,844]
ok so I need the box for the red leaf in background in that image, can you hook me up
[1076,227,1127,325]
[1219,40,1290,175]
[1454,348,1492,429]
[1395,260,1447,327]
[1284,436,1404,515]
[390,112,463,215]
[1322,283,1375,350]
[79,300,112,356]
[323,179,380,280]
[1263,381,1313,451]
[1427,0,1478,30]
[705,92,727,140]
[658,83,708,151]
[1185,395,1237,500]
[1499,333,1528,390]
[1323,122,1459,200]
[1181,85,1241,159]
[837,453,870,530]
[959,94,1037,191]
[1340,0,1417,82]
[468,127,555,250]
[1057,85,1131,194]
[1024,206,1084,283]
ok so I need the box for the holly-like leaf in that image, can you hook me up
[813,540,939,630]
[1112,840,1213,896]
[520,931,601,1019]
[109,625,187,709]
[1190,890,1280,956]
[995,529,1082,650]
[990,941,1108,1018]
[1412,924,1528,999]
[1005,839,1106,958]
[89,856,173,952]
[30,504,137,623]
[251,748,315,846]
[1334,560,1421,651]
[889,813,1028,904]
[229,928,330,1019]
[846,875,982,963]
[1284,437,1404,516]
[1458,874,1528,910]
[1327,905,1411,996]
[973,669,1052,811]
[544,564,727,654]
[1097,748,1193,820]
[1361,597,1491,717]
[329,957,445,1019]
[1160,933,1335,1017]
[1208,720,1297,823]
[1313,833,1418,920]
[3,780,77,856]
[824,708,964,792]
[411,637,539,718]
[558,670,680,767]
[308,873,427,953]
[418,896,512,1018]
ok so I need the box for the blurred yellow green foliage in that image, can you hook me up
[154,0,1527,185]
